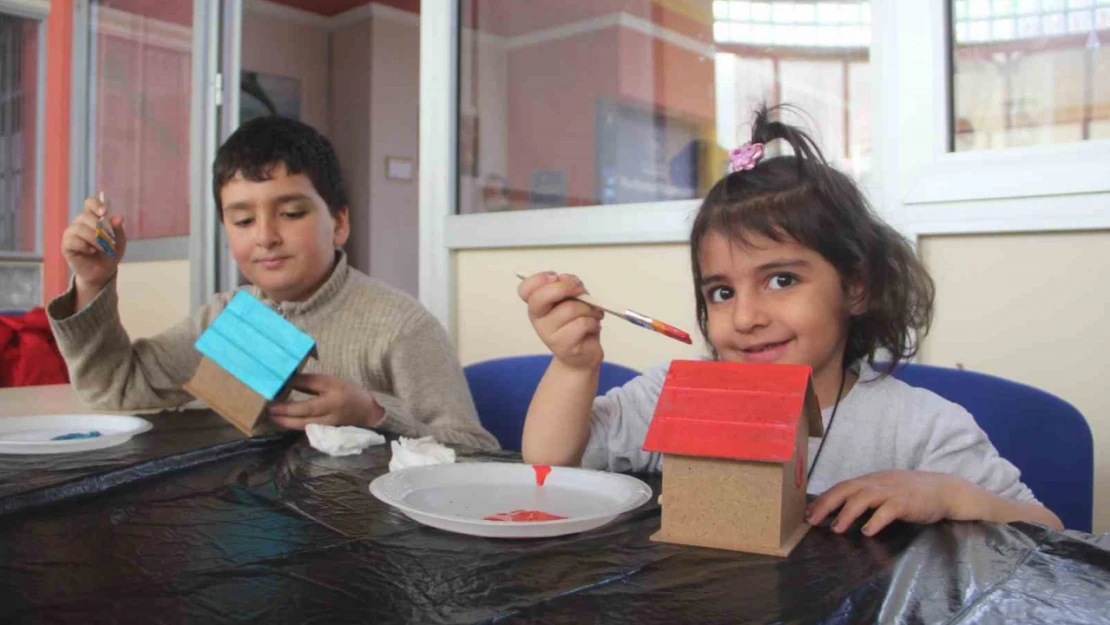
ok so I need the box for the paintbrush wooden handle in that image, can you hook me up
[574,292,627,318]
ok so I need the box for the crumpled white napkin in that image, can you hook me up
[388,436,456,472]
[305,424,386,457]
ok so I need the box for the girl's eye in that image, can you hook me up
[707,286,734,303]
[768,273,798,291]
[233,218,254,227]
[281,211,306,219]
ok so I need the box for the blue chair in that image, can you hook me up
[887,362,1093,532]
[464,354,641,452]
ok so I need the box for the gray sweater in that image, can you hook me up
[582,361,1038,503]
[47,251,499,451]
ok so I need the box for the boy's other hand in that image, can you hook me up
[268,373,385,430]
[62,195,128,294]
[518,271,605,372]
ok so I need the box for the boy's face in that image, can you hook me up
[697,231,865,407]
[220,163,350,302]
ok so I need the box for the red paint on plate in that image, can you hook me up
[534,465,552,486]
[484,510,568,522]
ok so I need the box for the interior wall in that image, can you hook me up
[367,15,420,295]
[116,260,191,338]
[240,9,330,134]
[328,18,373,276]
[919,231,1110,533]
[455,244,703,372]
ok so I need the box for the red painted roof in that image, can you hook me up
[642,360,821,463]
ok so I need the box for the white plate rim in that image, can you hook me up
[0,414,153,448]
[369,462,653,528]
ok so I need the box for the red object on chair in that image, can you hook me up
[0,308,70,387]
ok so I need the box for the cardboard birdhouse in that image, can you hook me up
[184,291,316,436]
[642,360,823,557]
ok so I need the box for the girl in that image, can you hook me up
[517,105,1062,535]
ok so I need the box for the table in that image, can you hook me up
[1,386,1108,624]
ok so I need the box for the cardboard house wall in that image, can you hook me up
[183,292,316,436]
[642,360,823,557]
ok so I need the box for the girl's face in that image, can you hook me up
[697,231,865,407]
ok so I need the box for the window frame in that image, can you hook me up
[419,0,1110,329]
[0,0,48,310]
[880,1,1110,240]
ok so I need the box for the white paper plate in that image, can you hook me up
[0,414,153,455]
[369,462,652,538]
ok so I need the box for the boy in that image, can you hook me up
[48,116,498,450]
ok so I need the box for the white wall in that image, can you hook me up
[241,10,330,134]
[117,260,191,338]
[455,244,703,371]
[920,231,1110,533]
[368,16,420,295]
[329,19,373,276]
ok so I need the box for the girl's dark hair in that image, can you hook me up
[690,104,934,373]
[213,116,348,218]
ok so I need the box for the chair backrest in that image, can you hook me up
[888,362,1093,532]
[464,354,641,452]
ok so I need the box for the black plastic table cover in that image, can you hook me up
[1,409,1108,624]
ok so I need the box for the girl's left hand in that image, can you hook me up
[267,373,385,430]
[805,470,976,536]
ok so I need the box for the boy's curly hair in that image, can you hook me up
[212,116,348,218]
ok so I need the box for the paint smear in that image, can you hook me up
[52,431,102,441]
[484,510,567,522]
[651,320,692,344]
[533,465,552,486]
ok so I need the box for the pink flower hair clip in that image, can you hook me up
[728,142,765,173]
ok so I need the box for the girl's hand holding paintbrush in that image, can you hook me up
[517,271,692,372]
[61,192,128,312]
[518,272,606,372]
[517,271,692,467]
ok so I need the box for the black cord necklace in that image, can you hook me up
[807,367,849,482]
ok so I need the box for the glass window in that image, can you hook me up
[951,0,1110,151]
[86,1,194,240]
[458,0,872,214]
[0,13,41,310]
[0,14,38,256]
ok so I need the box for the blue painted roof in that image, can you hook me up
[194,291,316,400]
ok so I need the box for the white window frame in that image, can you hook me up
[880,1,1110,240]
[419,0,1110,330]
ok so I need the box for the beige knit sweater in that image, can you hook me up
[46,251,499,450]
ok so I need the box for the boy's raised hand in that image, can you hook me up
[267,373,385,430]
[62,195,128,294]
[518,272,605,371]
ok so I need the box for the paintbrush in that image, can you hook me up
[94,191,117,258]
[515,272,692,344]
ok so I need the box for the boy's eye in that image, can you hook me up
[233,218,254,227]
[281,210,307,219]
[768,273,798,291]
[707,286,734,303]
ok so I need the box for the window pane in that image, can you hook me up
[458,0,872,214]
[90,1,193,239]
[0,15,39,254]
[950,0,1110,151]
[0,261,40,309]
